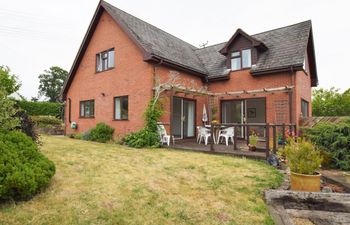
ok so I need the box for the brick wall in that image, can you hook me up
[209,69,293,124]
[65,11,154,137]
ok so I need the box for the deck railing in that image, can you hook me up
[209,123,297,159]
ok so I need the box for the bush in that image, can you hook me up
[18,101,63,118]
[15,110,39,142]
[124,98,162,148]
[278,139,323,175]
[88,123,114,143]
[303,120,350,170]
[81,130,91,141]
[31,115,63,128]
[0,131,55,200]
[124,128,160,148]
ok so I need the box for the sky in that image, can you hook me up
[0,0,349,99]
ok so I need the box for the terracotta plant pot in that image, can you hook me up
[248,145,256,151]
[290,172,321,192]
[344,173,350,183]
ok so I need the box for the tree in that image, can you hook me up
[0,66,21,95]
[38,66,68,102]
[312,87,350,116]
[0,66,20,130]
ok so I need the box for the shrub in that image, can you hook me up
[31,115,63,128]
[124,98,162,148]
[0,88,19,130]
[249,133,258,146]
[303,120,350,170]
[88,123,114,143]
[124,129,160,148]
[0,131,55,200]
[278,139,323,175]
[81,130,91,141]
[18,101,63,118]
[15,110,39,142]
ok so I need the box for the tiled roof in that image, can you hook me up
[102,1,207,75]
[251,21,311,73]
[102,1,312,78]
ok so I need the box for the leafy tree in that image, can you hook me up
[0,66,20,130]
[0,88,19,130]
[312,87,350,116]
[0,66,21,95]
[38,66,68,102]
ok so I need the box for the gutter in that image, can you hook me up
[251,64,303,76]
[145,54,208,80]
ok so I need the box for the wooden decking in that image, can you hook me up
[165,138,268,160]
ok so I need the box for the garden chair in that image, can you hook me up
[196,126,201,143]
[157,124,174,146]
[198,127,211,145]
[218,127,234,146]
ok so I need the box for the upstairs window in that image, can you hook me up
[114,96,128,120]
[242,49,252,68]
[96,48,114,72]
[80,100,95,118]
[231,51,241,71]
[230,49,252,71]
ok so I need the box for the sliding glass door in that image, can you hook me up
[172,97,195,139]
[221,98,266,138]
[221,100,244,137]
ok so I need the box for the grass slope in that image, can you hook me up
[0,136,282,225]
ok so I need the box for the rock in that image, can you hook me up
[322,186,333,193]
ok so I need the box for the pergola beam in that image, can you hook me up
[154,84,294,97]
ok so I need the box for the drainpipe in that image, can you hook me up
[289,66,295,125]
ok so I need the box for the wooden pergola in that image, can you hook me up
[156,84,296,158]
[157,84,294,97]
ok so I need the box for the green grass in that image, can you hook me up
[0,136,283,225]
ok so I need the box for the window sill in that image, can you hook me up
[95,67,115,74]
[79,116,95,119]
[231,67,251,72]
[113,119,129,121]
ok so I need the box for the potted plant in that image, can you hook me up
[344,172,350,183]
[277,133,283,145]
[279,138,323,192]
[248,132,258,151]
[211,107,218,124]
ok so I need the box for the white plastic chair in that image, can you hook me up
[196,126,201,143]
[157,125,174,146]
[218,127,234,146]
[198,127,211,145]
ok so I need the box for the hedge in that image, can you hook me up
[303,119,350,170]
[31,115,63,128]
[18,101,63,118]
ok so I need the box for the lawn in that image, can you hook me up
[0,136,282,225]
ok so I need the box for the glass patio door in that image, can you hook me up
[172,97,195,139]
[221,100,244,137]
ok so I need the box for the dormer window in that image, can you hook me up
[242,49,252,68]
[231,51,241,70]
[230,49,252,71]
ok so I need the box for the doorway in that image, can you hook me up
[221,98,266,138]
[172,97,196,139]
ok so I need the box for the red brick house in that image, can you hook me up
[62,1,318,139]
